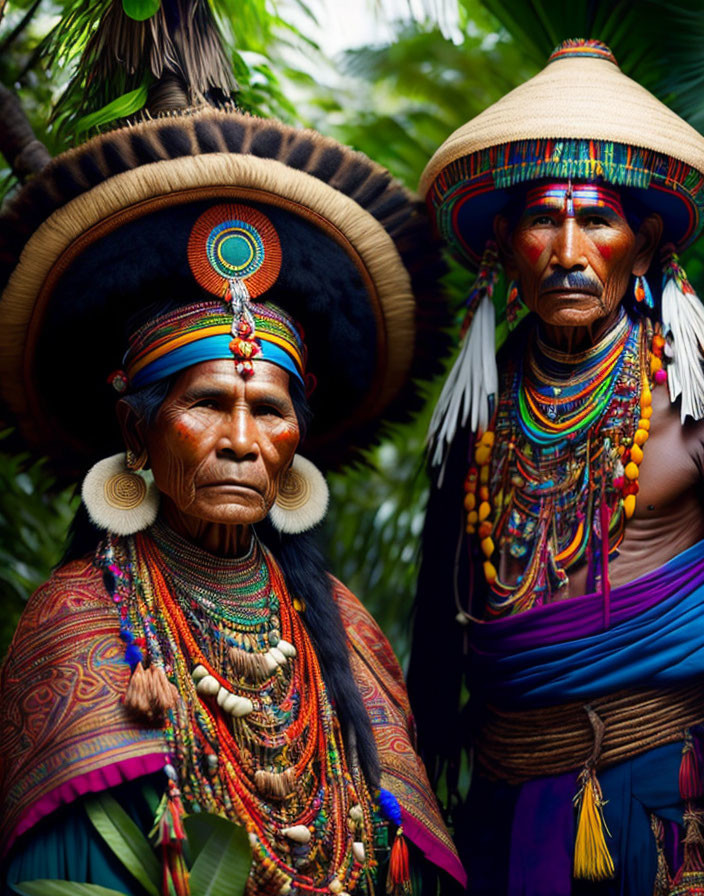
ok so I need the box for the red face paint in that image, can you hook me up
[522,240,545,266]
[509,180,639,332]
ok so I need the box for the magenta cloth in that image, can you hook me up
[474,540,704,648]
[401,807,467,886]
[5,751,167,857]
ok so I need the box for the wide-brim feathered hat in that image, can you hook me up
[0,108,446,477]
[420,39,704,466]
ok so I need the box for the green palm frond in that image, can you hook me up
[479,0,704,123]
[36,0,323,145]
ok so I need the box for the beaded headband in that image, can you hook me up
[110,203,307,392]
[118,302,306,391]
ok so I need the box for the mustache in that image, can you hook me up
[539,270,602,297]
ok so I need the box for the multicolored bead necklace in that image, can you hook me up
[99,524,383,895]
[463,309,667,616]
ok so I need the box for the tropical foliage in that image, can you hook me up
[2,0,704,666]
[10,795,252,896]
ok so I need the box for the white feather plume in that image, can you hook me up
[427,293,497,468]
[661,270,704,422]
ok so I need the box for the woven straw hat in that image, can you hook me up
[421,39,704,266]
[0,109,447,476]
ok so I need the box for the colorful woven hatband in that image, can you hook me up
[124,302,306,389]
[420,39,704,266]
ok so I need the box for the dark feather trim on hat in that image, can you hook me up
[0,109,449,474]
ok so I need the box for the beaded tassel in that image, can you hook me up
[151,777,189,896]
[378,788,412,895]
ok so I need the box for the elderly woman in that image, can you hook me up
[0,110,464,895]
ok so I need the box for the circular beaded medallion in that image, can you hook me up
[188,204,282,298]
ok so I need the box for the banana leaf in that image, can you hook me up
[185,814,251,896]
[11,882,130,896]
[84,792,161,896]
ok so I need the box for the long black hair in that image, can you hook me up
[63,369,381,786]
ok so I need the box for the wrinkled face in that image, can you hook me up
[143,360,300,526]
[506,182,640,329]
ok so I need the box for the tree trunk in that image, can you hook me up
[0,82,51,182]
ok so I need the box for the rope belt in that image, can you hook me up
[476,680,704,785]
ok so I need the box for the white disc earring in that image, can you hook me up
[82,452,160,535]
[268,455,329,534]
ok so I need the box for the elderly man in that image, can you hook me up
[410,39,704,895]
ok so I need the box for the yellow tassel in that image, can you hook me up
[573,771,615,881]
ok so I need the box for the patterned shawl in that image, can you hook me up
[0,556,464,886]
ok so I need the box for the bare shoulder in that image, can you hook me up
[638,387,704,504]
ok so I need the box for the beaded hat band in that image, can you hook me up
[121,301,306,390]
[421,39,704,265]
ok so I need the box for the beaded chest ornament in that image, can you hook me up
[99,523,385,895]
[464,309,668,616]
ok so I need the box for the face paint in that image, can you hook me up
[565,181,574,218]
[144,359,300,528]
[508,180,638,333]
[523,183,627,221]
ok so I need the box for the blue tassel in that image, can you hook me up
[125,643,144,670]
[377,788,402,826]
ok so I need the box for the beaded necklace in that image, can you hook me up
[100,524,383,895]
[463,310,668,616]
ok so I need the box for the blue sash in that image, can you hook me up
[470,540,704,707]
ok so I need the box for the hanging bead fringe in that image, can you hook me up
[427,242,500,470]
[151,779,189,896]
[573,769,615,881]
[661,249,704,422]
